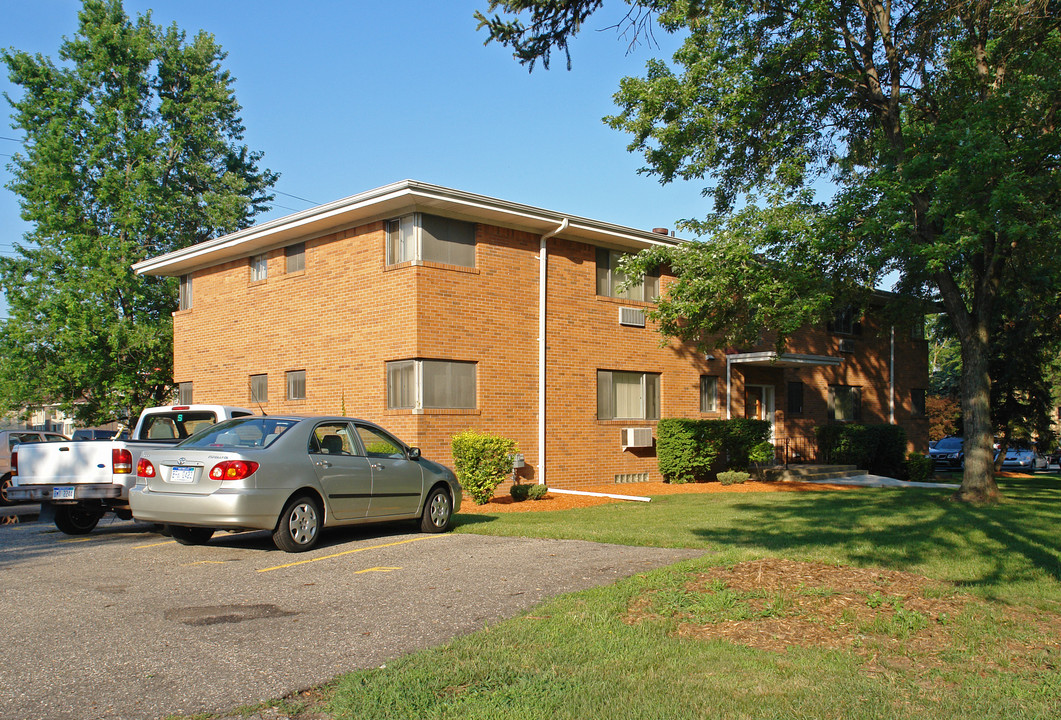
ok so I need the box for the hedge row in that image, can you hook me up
[657,418,772,483]
[815,424,907,477]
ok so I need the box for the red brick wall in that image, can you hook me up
[173,218,929,491]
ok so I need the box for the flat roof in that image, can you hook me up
[133,179,684,277]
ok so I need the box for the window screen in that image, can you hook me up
[421,214,476,267]
[250,253,267,281]
[177,381,193,404]
[250,374,268,403]
[285,242,305,273]
[286,370,306,401]
[179,275,192,310]
[386,361,416,409]
[423,360,476,409]
[700,376,719,413]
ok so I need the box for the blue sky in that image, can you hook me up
[0,0,712,318]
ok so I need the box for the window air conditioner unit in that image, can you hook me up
[621,427,654,450]
[839,338,856,353]
[618,306,646,327]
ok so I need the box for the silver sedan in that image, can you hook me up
[129,416,462,552]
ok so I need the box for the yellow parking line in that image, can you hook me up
[258,535,445,573]
[182,560,227,566]
[355,566,401,574]
[58,537,92,543]
[134,540,177,549]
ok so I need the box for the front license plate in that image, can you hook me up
[52,486,75,500]
[169,466,196,483]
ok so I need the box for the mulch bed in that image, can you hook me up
[457,479,854,514]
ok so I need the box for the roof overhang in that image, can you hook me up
[726,351,842,368]
[133,179,684,277]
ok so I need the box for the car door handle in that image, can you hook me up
[370,463,383,471]
[316,460,332,468]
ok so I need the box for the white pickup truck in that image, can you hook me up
[9,404,254,534]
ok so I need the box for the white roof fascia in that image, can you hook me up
[726,351,843,367]
[133,180,684,277]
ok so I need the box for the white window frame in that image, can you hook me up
[700,376,719,413]
[386,359,477,410]
[386,213,476,267]
[286,370,306,401]
[177,381,193,404]
[250,374,268,403]
[597,370,661,421]
[250,253,268,282]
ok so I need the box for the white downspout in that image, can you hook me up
[889,325,895,424]
[538,218,568,487]
[726,356,732,420]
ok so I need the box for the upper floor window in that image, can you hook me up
[285,242,305,274]
[386,213,476,267]
[177,381,193,405]
[250,253,268,282]
[178,275,192,310]
[596,248,658,301]
[286,370,306,401]
[386,359,477,410]
[827,306,862,335]
[787,381,804,415]
[597,370,660,420]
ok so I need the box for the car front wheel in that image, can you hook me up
[273,494,322,552]
[419,486,453,533]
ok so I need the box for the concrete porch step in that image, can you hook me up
[777,465,862,482]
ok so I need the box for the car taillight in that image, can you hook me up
[113,448,133,474]
[10,450,16,477]
[136,457,156,478]
[209,460,259,481]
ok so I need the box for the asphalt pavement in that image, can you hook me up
[0,516,704,720]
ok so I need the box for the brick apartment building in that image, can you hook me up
[133,180,929,489]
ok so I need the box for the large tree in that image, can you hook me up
[1,0,276,424]
[477,0,1061,501]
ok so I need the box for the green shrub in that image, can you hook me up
[451,430,518,505]
[657,419,719,483]
[527,483,549,500]
[816,424,907,477]
[905,452,934,482]
[718,470,750,486]
[509,483,530,502]
[749,441,775,465]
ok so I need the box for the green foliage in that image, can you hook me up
[509,483,530,502]
[816,424,907,477]
[906,452,935,483]
[451,430,518,505]
[527,483,549,501]
[0,0,276,424]
[748,441,774,465]
[717,471,749,486]
[657,418,770,483]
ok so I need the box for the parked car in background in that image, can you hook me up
[929,436,964,470]
[2,430,70,505]
[130,415,462,552]
[71,428,129,441]
[1000,448,1048,472]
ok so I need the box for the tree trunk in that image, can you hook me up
[956,330,1000,502]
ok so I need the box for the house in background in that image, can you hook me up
[133,180,928,489]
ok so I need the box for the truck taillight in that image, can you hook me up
[136,458,156,478]
[10,450,15,477]
[113,448,133,474]
[209,460,259,481]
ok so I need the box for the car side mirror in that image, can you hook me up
[407,447,421,461]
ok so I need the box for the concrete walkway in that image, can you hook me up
[792,474,960,489]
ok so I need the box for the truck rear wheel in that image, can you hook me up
[0,473,13,506]
[54,505,102,535]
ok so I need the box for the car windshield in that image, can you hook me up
[178,417,298,449]
[935,438,962,450]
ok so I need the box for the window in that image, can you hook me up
[356,424,406,459]
[285,242,305,273]
[250,253,268,282]
[828,385,861,422]
[597,370,660,420]
[386,213,476,267]
[309,421,357,455]
[286,370,306,401]
[179,275,192,310]
[828,306,862,335]
[787,381,804,415]
[912,388,927,418]
[250,374,268,403]
[699,376,719,413]
[177,381,193,405]
[596,248,659,301]
[386,359,476,410]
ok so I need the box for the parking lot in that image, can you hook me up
[0,512,704,720]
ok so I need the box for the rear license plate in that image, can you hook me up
[52,486,75,500]
[169,466,196,483]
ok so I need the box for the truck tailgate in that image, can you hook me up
[15,442,117,485]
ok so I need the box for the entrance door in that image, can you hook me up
[744,385,776,440]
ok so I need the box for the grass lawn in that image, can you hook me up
[244,475,1061,719]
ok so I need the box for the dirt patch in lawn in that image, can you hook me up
[458,480,853,514]
[626,558,1061,679]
